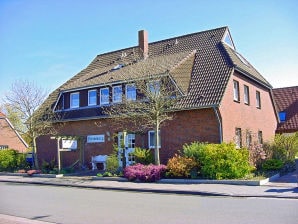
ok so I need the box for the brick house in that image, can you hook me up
[37,26,277,168]
[273,86,298,134]
[0,112,28,152]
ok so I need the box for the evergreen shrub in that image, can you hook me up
[183,142,253,180]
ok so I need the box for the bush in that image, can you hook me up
[183,142,253,180]
[262,159,284,171]
[269,132,298,162]
[132,147,154,165]
[41,159,57,174]
[166,154,199,178]
[0,149,30,171]
[106,154,119,174]
[124,163,167,182]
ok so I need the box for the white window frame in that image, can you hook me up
[235,128,242,149]
[126,83,136,101]
[112,85,122,103]
[88,89,97,106]
[70,92,80,108]
[148,80,160,97]
[148,130,161,149]
[244,85,250,105]
[100,87,109,105]
[256,91,261,109]
[233,80,240,102]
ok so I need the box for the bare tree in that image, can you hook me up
[3,80,60,169]
[104,66,180,165]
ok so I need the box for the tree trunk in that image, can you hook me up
[154,122,160,165]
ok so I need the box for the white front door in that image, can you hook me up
[118,132,135,167]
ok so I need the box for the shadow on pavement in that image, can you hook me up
[265,187,298,194]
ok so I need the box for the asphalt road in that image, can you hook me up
[0,182,297,224]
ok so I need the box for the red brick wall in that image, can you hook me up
[219,71,277,145]
[37,108,220,166]
[0,118,28,153]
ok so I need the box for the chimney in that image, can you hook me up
[138,30,148,58]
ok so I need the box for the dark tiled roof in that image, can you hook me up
[39,26,272,120]
[221,43,272,88]
[273,86,298,133]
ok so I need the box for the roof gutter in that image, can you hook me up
[234,67,272,89]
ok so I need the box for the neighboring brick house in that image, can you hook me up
[0,112,28,152]
[37,26,277,168]
[273,86,298,134]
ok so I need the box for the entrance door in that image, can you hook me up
[118,132,135,167]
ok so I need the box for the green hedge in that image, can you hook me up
[183,142,253,180]
[0,149,29,171]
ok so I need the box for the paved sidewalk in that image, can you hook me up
[0,172,297,199]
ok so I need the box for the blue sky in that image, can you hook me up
[0,0,297,103]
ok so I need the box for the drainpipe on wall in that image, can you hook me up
[213,107,223,143]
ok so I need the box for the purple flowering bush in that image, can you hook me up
[124,163,167,182]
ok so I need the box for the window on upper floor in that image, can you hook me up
[256,91,261,109]
[100,87,109,105]
[244,85,250,105]
[88,89,97,106]
[279,111,286,122]
[148,80,160,97]
[113,85,122,103]
[233,80,240,102]
[126,84,136,101]
[70,92,80,108]
[235,128,242,148]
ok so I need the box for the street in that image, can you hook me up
[0,182,297,224]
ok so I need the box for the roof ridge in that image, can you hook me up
[149,26,228,45]
[273,86,298,90]
[94,26,228,58]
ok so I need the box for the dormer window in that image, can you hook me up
[113,85,122,103]
[70,92,80,108]
[100,87,109,105]
[88,89,97,106]
[126,84,136,101]
[148,80,160,97]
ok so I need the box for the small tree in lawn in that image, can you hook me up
[3,80,61,169]
[104,59,181,165]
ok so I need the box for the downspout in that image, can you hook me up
[213,106,223,143]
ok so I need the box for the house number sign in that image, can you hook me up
[87,135,105,143]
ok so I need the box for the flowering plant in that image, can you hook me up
[124,163,167,182]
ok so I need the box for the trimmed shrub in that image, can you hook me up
[183,142,253,180]
[124,163,167,182]
[166,154,199,178]
[132,147,154,165]
[262,159,284,171]
[0,149,30,171]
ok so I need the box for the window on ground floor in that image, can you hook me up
[258,131,263,145]
[235,128,242,148]
[148,130,161,149]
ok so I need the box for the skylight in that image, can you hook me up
[112,64,124,71]
[235,52,250,66]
